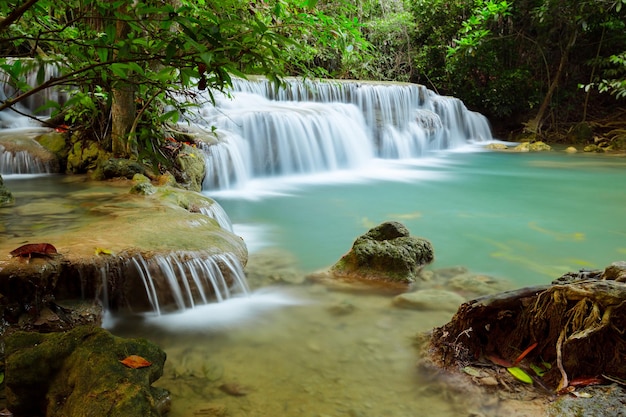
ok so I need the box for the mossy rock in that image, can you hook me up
[175,144,205,192]
[36,131,68,161]
[331,221,434,284]
[513,141,552,152]
[103,158,149,180]
[485,143,508,150]
[67,140,112,174]
[5,325,168,417]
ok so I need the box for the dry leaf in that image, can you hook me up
[120,355,152,369]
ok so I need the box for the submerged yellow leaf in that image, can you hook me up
[95,247,114,256]
[507,367,533,384]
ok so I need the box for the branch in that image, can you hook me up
[0,0,41,33]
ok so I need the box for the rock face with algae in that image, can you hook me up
[330,221,434,285]
[5,325,170,417]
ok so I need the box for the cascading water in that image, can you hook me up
[0,142,55,174]
[129,251,249,315]
[193,78,493,191]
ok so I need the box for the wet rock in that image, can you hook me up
[513,141,552,152]
[5,325,168,417]
[36,131,68,163]
[328,300,357,316]
[392,289,465,312]
[330,221,434,285]
[102,158,149,180]
[0,183,248,319]
[245,248,305,288]
[130,181,157,195]
[485,143,508,150]
[175,144,205,192]
[447,273,510,297]
[66,138,111,174]
[564,146,578,153]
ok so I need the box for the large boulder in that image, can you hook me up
[5,325,169,417]
[330,221,434,285]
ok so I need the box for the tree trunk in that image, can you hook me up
[526,29,578,135]
[110,4,136,158]
[111,87,136,157]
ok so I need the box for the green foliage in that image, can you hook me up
[360,11,416,81]
[447,0,511,58]
[0,0,368,160]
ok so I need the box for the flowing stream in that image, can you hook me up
[2,77,626,416]
[107,148,626,417]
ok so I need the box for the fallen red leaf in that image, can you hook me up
[10,243,58,258]
[120,355,152,369]
[569,376,603,387]
[487,354,513,368]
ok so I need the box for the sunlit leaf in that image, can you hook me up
[95,247,114,256]
[507,367,533,384]
[120,355,152,369]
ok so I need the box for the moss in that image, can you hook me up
[5,325,167,417]
[331,222,434,283]
[36,132,68,159]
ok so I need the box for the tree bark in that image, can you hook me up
[110,4,136,158]
[526,29,578,135]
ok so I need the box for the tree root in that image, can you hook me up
[427,262,626,393]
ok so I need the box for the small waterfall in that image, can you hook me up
[128,251,249,315]
[198,202,234,232]
[0,142,56,174]
[196,78,493,191]
[0,59,66,124]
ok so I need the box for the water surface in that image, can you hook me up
[108,148,626,417]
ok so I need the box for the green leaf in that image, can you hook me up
[530,363,546,377]
[507,367,533,384]
[34,100,62,115]
[97,47,108,63]
[110,63,128,78]
[159,109,180,123]
[36,64,46,85]
[128,62,144,76]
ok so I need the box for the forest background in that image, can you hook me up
[1,0,625,166]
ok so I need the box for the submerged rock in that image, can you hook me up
[5,325,169,417]
[328,221,434,286]
[392,289,465,312]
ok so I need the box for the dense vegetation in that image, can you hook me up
[1,0,625,167]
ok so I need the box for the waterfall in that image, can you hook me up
[194,78,493,191]
[198,202,234,232]
[0,59,66,125]
[0,141,56,174]
[128,251,249,315]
